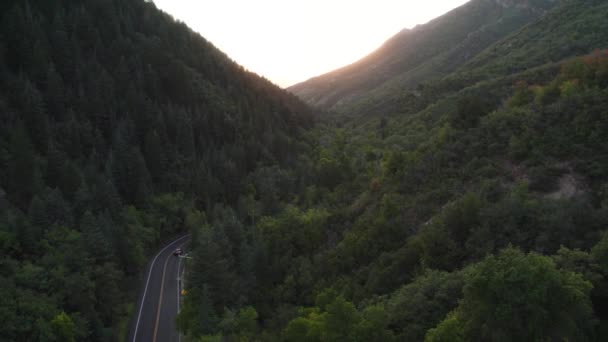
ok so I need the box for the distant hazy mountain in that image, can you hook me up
[289,0,558,111]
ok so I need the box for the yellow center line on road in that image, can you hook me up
[152,250,172,342]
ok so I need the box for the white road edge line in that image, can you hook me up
[177,255,182,342]
[132,235,189,342]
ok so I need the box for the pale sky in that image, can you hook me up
[152,0,470,87]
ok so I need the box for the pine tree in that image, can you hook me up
[109,127,132,202]
[21,79,50,153]
[46,141,66,189]
[80,211,113,263]
[60,161,82,200]
[45,64,66,121]
[93,178,122,220]
[7,122,41,209]
[132,147,151,206]
[27,195,46,242]
[189,225,238,313]
[45,188,73,228]
[143,129,164,182]
[93,262,124,325]
[2,4,28,70]
[73,181,91,219]
[176,109,196,158]
[50,10,75,84]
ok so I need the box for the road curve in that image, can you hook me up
[128,235,188,342]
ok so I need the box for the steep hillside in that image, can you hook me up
[350,0,608,121]
[180,51,608,342]
[0,0,313,340]
[176,1,608,341]
[289,0,558,110]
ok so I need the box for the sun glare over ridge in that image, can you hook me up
[152,0,469,87]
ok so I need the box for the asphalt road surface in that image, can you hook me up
[128,235,188,342]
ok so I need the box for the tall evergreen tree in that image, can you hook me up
[7,122,40,208]
[20,80,49,153]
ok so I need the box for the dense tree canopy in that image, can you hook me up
[177,39,608,342]
[3,0,608,341]
[0,0,312,340]
[427,248,594,341]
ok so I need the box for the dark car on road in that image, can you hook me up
[173,248,183,256]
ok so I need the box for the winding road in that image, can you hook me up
[128,235,189,342]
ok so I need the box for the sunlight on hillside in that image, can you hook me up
[152,0,469,86]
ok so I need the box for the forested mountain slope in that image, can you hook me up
[289,0,558,111]
[343,0,608,121]
[182,52,608,341]
[176,0,608,341]
[0,0,313,340]
[4,0,608,341]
